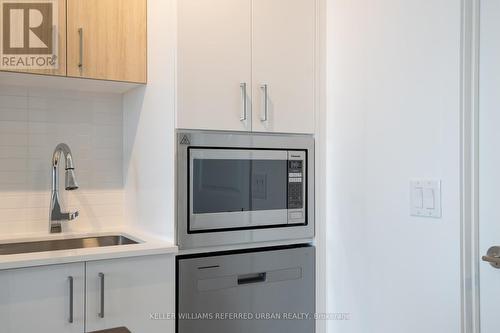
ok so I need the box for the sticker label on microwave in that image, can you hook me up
[179,134,190,145]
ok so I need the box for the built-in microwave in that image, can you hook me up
[176,130,314,249]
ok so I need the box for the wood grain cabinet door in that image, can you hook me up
[66,0,147,83]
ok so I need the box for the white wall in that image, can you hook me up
[123,0,176,241]
[0,84,124,235]
[326,1,461,332]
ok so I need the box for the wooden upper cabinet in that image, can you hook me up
[66,0,147,83]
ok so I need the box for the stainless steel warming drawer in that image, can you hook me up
[177,245,315,333]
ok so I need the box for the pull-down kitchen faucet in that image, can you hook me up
[49,143,79,233]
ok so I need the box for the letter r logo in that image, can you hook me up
[2,2,53,54]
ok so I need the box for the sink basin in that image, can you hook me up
[0,235,138,255]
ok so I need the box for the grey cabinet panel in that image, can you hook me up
[178,246,315,333]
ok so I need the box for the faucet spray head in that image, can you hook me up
[65,168,79,191]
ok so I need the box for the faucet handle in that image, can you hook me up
[57,211,79,221]
[49,211,78,233]
[69,211,79,221]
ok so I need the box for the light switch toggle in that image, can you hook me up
[412,188,423,208]
[422,188,435,209]
[410,180,441,218]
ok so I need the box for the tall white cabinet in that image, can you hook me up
[177,0,316,134]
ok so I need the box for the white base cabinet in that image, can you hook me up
[0,263,85,333]
[0,254,174,333]
[85,255,175,332]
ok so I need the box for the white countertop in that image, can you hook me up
[0,228,178,270]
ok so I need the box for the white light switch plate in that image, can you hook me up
[410,180,442,218]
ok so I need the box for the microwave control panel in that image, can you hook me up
[287,151,306,224]
[288,160,303,209]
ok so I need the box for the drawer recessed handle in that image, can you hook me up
[237,272,267,285]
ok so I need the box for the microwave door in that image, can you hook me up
[189,149,288,232]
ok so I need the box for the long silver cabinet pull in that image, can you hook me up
[78,28,83,73]
[98,272,105,318]
[240,83,248,121]
[68,276,74,323]
[260,84,269,122]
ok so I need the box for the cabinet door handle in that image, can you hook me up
[98,272,105,318]
[260,84,269,122]
[240,82,248,121]
[78,28,83,73]
[68,276,74,324]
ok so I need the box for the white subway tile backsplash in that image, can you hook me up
[0,171,27,184]
[0,121,28,134]
[0,85,28,97]
[0,146,28,159]
[0,108,29,122]
[0,195,29,209]
[0,85,124,236]
[0,159,28,171]
[0,95,28,109]
[0,133,29,146]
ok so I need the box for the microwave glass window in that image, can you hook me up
[192,159,287,214]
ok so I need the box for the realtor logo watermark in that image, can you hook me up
[0,0,58,69]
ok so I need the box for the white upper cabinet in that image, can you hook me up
[177,0,316,134]
[0,263,85,333]
[251,0,316,134]
[177,0,252,131]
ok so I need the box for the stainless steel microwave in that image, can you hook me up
[176,130,314,249]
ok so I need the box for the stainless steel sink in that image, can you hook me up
[0,235,138,255]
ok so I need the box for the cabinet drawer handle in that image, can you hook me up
[98,272,105,318]
[68,276,74,324]
[260,84,269,122]
[78,28,83,73]
[240,82,248,121]
[237,272,267,285]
